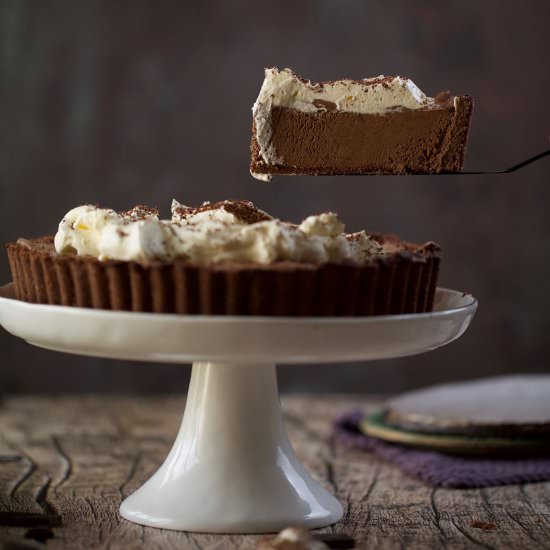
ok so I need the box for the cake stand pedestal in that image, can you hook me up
[0,284,477,533]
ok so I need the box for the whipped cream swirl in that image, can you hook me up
[54,200,382,264]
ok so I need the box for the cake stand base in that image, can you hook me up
[120,361,342,533]
[0,284,477,534]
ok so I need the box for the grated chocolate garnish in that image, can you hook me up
[174,200,272,225]
[121,205,159,221]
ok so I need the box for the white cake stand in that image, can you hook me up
[0,283,477,534]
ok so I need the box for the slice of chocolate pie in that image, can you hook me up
[250,68,473,181]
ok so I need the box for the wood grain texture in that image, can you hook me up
[0,396,549,549]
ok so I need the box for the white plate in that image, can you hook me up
[0,284,477,364]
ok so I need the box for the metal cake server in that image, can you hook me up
[451,148,550,175]
[344,148,550,175]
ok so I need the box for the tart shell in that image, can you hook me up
[6,236,440,316]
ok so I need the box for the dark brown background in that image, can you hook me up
[1,0,549,394]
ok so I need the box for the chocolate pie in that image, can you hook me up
[6,200,440,316]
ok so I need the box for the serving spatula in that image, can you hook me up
[450,148,550,175]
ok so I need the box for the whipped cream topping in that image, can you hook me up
[251,68,435,179]
[54,200,383,264]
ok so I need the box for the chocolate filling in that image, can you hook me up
[251,96,473,176]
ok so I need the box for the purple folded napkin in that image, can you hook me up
[333,411,550,488]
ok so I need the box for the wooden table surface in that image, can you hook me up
[0,395,549,550]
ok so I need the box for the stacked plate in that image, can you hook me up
[361,375,550,456]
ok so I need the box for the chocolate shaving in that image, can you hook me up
[313,99,337,111]
[174,200,272,225]
[435,90,453,106]
[346,232,362,242]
